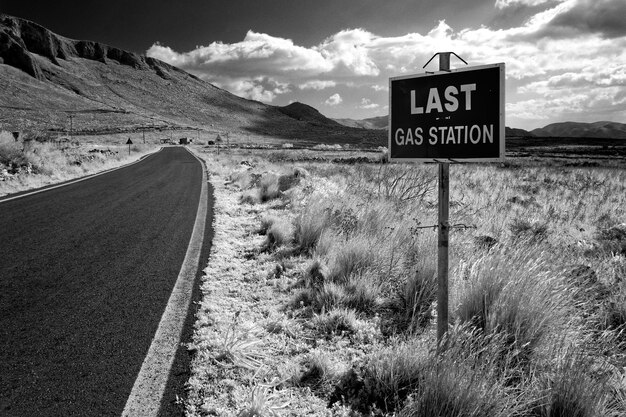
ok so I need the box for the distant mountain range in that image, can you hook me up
[531,121,626,139]
[335,117,626,139]
[0,14,382,145]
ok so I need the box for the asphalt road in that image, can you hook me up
[0,147,214,416]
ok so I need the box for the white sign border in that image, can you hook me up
[388,63,505,163]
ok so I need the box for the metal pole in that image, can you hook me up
[437,52,451,344]
[68,115,74,141]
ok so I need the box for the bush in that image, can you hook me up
[331,336,427,414]
[399,326,528,417]
[399,257,437,331]
[259,174,282,202]
[509,218,549,241]
[342,274,381,315]
[453,247,575,370]
[293,200,332,254]
[327,235,375,284]
[531,346,616,417]
[312,308,359,337]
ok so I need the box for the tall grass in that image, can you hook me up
[208,154,626,416]
[1,140,155,196]
[453,246,578,369]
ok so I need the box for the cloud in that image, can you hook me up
[298,80,337,90]
[495,0,559,9]
[325,93,343,106]
[147,0,626,127]
[548,0,626,38]
[371,85,388,92]
[358,98,380,109]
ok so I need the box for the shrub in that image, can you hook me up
[314,282,346,312]
[604,282,626,330]
[0,141,28,167]
[342,274,381,315]
[596,224,626,255]
[509,218,549,241]
[327,235,375,284]
[293,200,332,253]
[259,174,282,202]
[264,219,293,250]
[399,257,437,331]
[296,350,341,394]
[400,326,528,417]
[330,336,427,414]
[453,247,576,370]
[531,346,615,417]
[312,308,359,337]
[240,189,260,204]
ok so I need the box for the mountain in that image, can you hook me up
[532,121,626,139]
[279,102,343,127]
[336,114,626,140]
[505,127,534,137]
[333,116,388,130]
[0,15,383,145]
[334,116,535,137]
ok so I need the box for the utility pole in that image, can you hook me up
[68,115,74,141]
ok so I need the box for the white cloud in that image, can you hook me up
[148,0,626,126]
[298,80,337,90]
[495,0,560,9]
[358,98,380,109]
[325,93,343,106]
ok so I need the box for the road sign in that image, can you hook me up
[126,138,133,145]
[389,63,505,162]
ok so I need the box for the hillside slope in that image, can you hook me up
[334,115,388,130]
[0,15,383,145]
[532,121,626,139]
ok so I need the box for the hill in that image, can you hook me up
[333,115,388,130]
[334,116,536,137]
[531,121,626,139]
[0,15,383,146]
[335,114,626,141]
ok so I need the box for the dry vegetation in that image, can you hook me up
[187,146,626,416]
[0,130,157,197]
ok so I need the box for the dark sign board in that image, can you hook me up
[126,138,133,145]
[389,63,505,162]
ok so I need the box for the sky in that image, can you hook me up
[3,0,626,130]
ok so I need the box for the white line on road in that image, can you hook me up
[122,148,209,417]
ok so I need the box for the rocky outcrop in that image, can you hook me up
[0,14,152,79]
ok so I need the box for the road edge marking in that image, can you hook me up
[0,147,164,204]
[122,147,208,417]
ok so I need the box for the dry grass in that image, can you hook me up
[0,132,157,197]
[186,145,626,416]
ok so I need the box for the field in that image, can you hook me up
[0,130,158,197]
[186,145,626,416]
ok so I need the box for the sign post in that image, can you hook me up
[389,54,505,344]
[126,138,133,155]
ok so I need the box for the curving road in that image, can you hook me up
[0,147,213,416]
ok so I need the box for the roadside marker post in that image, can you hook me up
[126,138,133,155]
[388,52,505,344]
